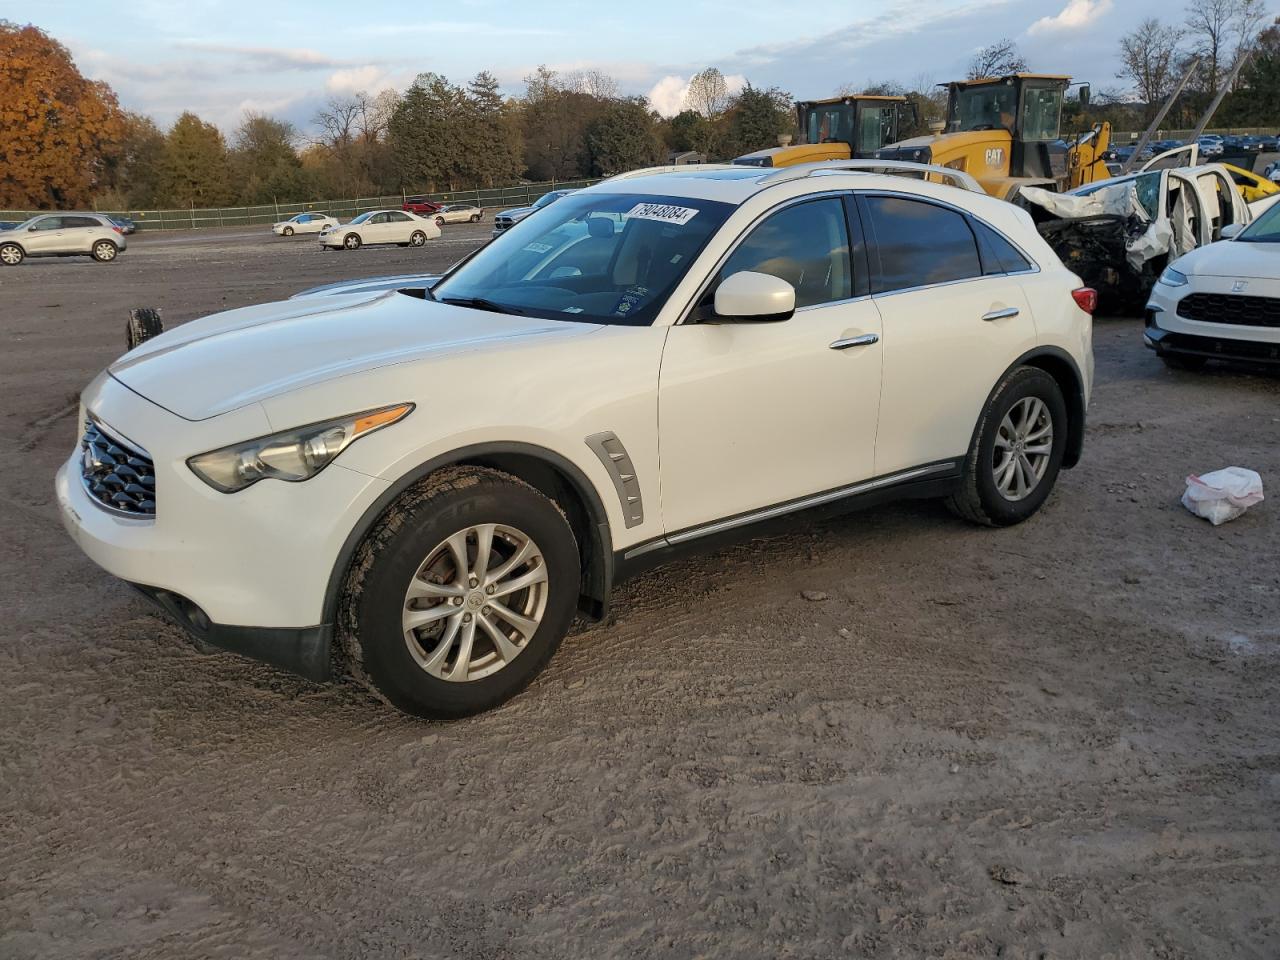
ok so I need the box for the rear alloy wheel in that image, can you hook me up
[435,216,445,227]
[947,366,1067,526]
[92,240,118,263]
[343,233,361,251]
[340,465,579,719]
[283,226,294,237]
[470,213,481,222]
[410,230,427,246]
[0,243,23,266]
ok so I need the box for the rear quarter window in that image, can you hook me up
[864,196,982,293]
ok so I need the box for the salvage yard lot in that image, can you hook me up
[2,227,1279,958]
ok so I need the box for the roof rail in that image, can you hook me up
[599,163,746,183]
[759,159,985,194]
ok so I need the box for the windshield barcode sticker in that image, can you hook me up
[625,203,699,225]
[522,241,554,253]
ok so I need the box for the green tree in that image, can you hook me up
[519,65,608,180]
[389,72,468,191]
[99,111,165,207]
[160,112,233,206]
[723,83,794,157]
[463,71,523,187]
[585,97,666,175]
[665,109,719,156]
[231,113,310,203]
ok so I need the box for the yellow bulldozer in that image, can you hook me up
[733,95,914,167]
[739,75,1113,202]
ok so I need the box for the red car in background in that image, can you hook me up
[402,197,443,215]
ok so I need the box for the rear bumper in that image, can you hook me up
[1144,312,1280,364]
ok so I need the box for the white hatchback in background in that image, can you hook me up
[272,213,338,236]
[0,213,126,266]
[319,210,440,251]
[57,161,1094,719]
[1145,198,1280,368]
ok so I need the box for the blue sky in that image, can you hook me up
[19,0,1173,132]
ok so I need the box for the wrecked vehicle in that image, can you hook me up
[1021,163,1259,311]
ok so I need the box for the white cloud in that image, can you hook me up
[325,66,392,95]
[1028,0,1114,35]
[646,72,746,117]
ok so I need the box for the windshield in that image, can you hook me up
[951,83,1018,133]
[432,191,734,326]
[1074,171,1161,219]
[805,104,852,145]
[349,211,374,225]
[1238,201,1280,242]
[1020,86,1063,141]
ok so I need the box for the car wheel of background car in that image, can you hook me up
[435,216,445,227]
[410,231,427,246]
[0,243,23,266]
[91,241,119,263]
[283,226,294,237]
[470,214,481,222]
[343,233,361,250]
[1161,353,1209,372]
[125,307,164,350]
[947,366,1067,527]
[339,465,579,719]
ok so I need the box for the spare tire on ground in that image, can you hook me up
[127,307,164,350]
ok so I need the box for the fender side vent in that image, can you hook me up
[585,432,644,528]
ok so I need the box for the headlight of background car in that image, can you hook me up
[188,403,413,493]
[1158,266,1189,287]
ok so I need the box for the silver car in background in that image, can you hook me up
[0,213,127,266]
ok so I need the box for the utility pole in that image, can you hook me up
[1190,46,1257,142]
[1121,56,1201,174]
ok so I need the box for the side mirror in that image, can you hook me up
[1221,223,1244,239]
[712,271,796,322]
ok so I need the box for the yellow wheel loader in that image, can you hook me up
[873,74,1111,200]
[733,95,913,168]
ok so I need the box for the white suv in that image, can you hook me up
[0,213,126,266]
[56,162,1094,718]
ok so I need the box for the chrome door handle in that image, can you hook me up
[982,307,1020,321]
[829,334,879,350]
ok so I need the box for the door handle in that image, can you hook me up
[829,333,879,350]
[982,307,1020,321]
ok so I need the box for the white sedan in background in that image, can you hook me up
[273,213,338,236]
[1145,198,1280,369]
[432,203,484,225]
[319,210,441,251]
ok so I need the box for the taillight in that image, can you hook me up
[112,226,123,234]
[1072,287,1098,314]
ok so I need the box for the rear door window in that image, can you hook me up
[863,196,982,293]
[63,216,101,229]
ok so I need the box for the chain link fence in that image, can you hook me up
[0,178,603,232]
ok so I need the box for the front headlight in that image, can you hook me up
[1157,266,1189,287]
[188,403,413,493]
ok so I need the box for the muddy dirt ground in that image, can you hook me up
[2,225,1278,959]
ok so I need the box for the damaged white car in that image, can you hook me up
[1022,163,1261,310]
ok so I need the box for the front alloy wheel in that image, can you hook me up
[343,233,361,250]
[341,465,579,719]
[0,243,23,266]
[283,225,294,236]
[402,523,548,682]
[410,230,427,246]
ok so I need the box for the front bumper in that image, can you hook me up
[1144,315,1280,364]
[55,375,391,679]
[1145,276,1280,364]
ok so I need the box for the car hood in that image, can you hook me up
[109,291,596,421]
[1177,239,1280,279]
[497,206,534,219]
[291,274,441,299]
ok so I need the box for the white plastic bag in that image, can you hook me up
[1182,467,1264,525]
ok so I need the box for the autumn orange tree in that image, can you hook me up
[0,21,124,209]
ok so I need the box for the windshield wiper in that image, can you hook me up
[437,296,524,315]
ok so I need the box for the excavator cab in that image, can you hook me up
[876,74,1107,199]
[733,95,912,168]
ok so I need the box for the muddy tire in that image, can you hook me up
[1161,353,1208,372]
[126,307,164,350]
[947,366,1067,527]
[339,465,579,720]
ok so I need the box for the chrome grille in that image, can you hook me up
[1177,292,1280,328]
[80,418,156,516]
